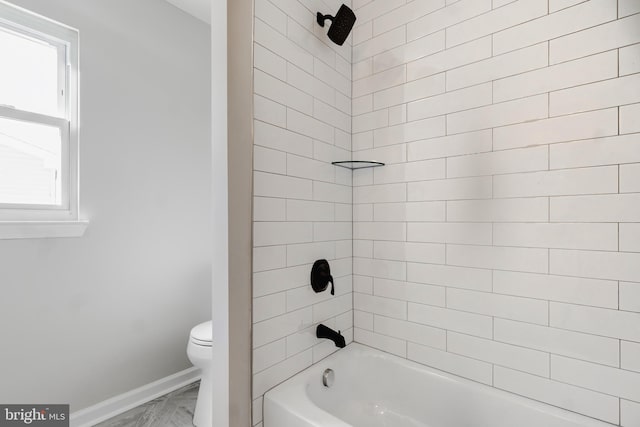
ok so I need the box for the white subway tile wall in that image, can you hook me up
[252,0,354,425]
[252,0,640,425]
[352,1,640,426]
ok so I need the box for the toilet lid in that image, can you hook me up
[190,320,212,346]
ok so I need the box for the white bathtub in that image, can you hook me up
[264,343,612,427]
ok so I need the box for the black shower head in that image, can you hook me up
[317,4,356,46]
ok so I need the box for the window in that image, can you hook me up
[0,2,85,237]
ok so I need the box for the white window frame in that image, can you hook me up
[0,1,86,238]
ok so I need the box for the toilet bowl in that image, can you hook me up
[187,320,212,427]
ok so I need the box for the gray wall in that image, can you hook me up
[0,0,211,412]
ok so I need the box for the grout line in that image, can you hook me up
[356,14,627,84]
[547,40,550,66]
[356,54,628,118]
[547,196,551,222]
[255,16,348,76]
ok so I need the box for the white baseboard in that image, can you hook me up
[70,367,201,427]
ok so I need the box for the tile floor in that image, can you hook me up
[95,382,198,427]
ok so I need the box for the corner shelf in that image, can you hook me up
[332,160,385,170]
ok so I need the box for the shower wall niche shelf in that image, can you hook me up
[332,161,385,170]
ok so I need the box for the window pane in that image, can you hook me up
[0,117,62,206]
[0,26,60,117]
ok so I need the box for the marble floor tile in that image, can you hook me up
[95,381,198,427]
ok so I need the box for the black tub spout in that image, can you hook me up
[316,324,346,348]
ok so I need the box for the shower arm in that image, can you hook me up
[316,12,334,27]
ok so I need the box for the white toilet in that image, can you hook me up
[187,320,212,427]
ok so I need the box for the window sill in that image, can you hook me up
[0,220,89,239]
